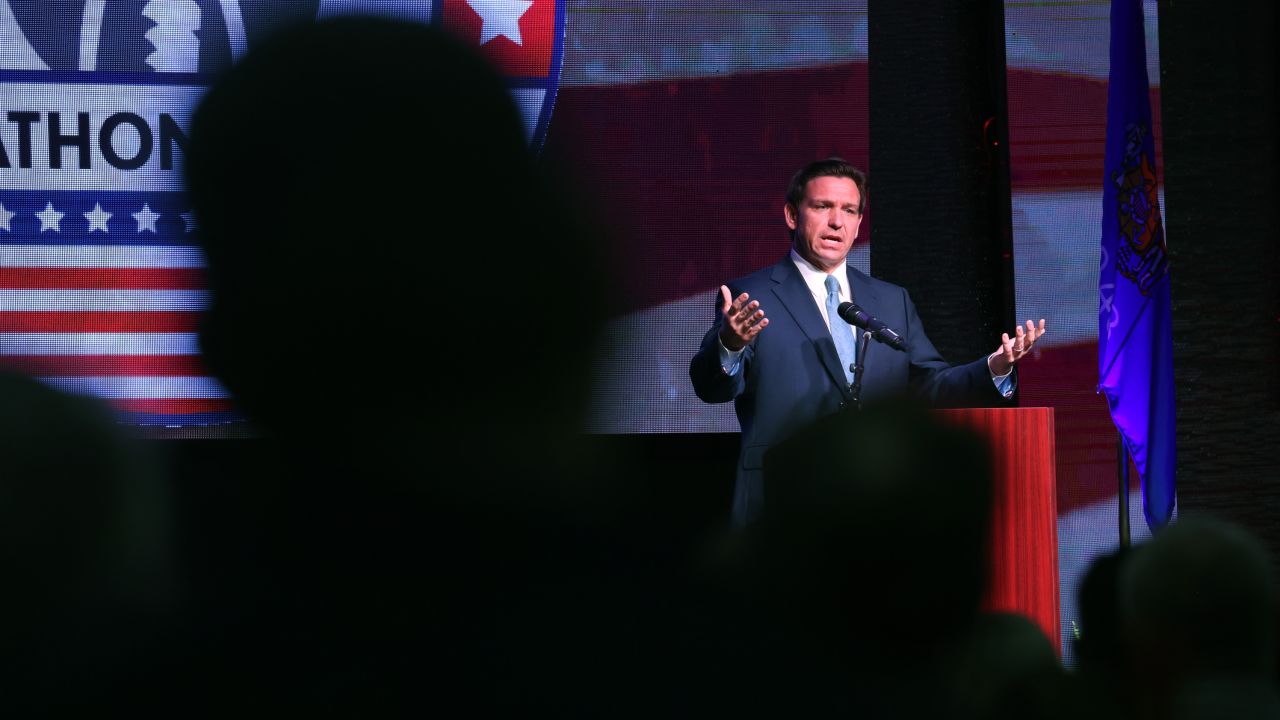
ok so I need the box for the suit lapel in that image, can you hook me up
[846,266,875,310]
[770,258,851,398]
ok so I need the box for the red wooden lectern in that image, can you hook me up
[937,407,1059,651]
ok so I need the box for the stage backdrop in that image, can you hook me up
[547,2,870,433]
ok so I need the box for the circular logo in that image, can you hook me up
[0,1,564,427]
[1,1,564,148]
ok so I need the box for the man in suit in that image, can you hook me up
[689,158,1045,526]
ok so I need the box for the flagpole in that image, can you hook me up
[1117,436,1131,548]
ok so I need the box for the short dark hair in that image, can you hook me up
[785,157,867,213]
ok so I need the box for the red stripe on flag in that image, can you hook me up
[113,398,236,414]
[0,268,205,289]
[0,355,208,377]
[0,311,201,332]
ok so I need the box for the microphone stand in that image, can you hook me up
[847,330,872,410]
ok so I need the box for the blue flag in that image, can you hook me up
[1098,0,1175,529]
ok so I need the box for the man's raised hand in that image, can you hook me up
[719,285,769,351]
[988,318,1046,376]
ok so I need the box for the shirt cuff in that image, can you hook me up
[718,336,745,376]
[988,353,1015,398]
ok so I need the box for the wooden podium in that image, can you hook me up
[937,407,1060,651]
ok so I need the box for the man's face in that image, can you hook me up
[785,175,863,272]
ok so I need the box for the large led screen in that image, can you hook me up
[0,0,563,432]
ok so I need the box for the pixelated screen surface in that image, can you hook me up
[552,2,870,433]
[0,0,564,434]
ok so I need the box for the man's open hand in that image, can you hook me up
[988,319,1046,376]
[718,285,769,351]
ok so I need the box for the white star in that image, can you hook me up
[181,211,198,233]
[85,203,113,233]
[467,0,533,46]
[133,204,161,233]
[0,203,14,232]
[37,202,65,233]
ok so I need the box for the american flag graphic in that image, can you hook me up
[0,0,564,426]
[0,192,222,423]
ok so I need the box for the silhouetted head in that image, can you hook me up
[0,372,170,612]
[0,372,173,709]
[942,613,1069,720]
[1121,516,1276,711]
[753,399,993,663]
[1075,547,1130,674]
[186,18,603,445]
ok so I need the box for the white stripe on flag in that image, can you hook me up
[0,289,208,311]
[0,245,207,268]
[40,376,229,399]
[0,333,201,356]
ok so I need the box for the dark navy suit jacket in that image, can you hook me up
[689,256,1009,526]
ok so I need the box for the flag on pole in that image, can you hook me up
[1098,0,1175,529]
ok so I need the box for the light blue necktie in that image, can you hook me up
[825,274,857,385]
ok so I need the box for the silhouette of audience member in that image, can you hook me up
[1072,547,1134,719]
[182,17,667,715]
[729,399,995,716]
[186,17,603,454]
[1120,516,1280,719]
[0,372,175,713]
[940,612,1074,720]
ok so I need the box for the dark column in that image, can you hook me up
[867,0,1014,368]
[1158,0,1280,559]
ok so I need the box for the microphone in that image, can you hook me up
[837,301,910,352]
